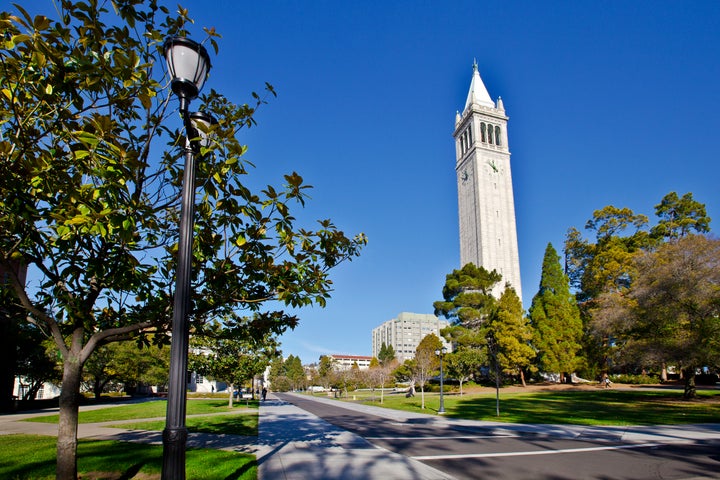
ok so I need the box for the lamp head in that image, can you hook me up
[164,37,211,111]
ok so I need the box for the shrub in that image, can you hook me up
[609,374,658,384]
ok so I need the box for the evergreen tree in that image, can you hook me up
[434,263,501,328]
[487,287,535,386]
[378,342,396,366]
[284,355,305,391]
[651,192,711,240]
[528,243,583,382]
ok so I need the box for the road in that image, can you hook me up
[276,393,720,480]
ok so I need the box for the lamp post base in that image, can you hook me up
[162,427,188,480]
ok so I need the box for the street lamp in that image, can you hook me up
[434,346,448,414]
[162,36,212,480]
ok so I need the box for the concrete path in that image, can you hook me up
[2,393,719,480]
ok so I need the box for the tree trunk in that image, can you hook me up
[0,313,18,413]
[682,368,697,399]
[24,381,42,401]
[420,384,425,409]
[660,363,668,383]
[459,379,464,396]
[57,356,83,480]
[94,378,103,399]
[228,383,234,408]
[519,369,527,387]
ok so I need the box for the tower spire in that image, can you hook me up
[464,61,494,111]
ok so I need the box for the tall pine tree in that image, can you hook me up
[487,287,535,386]
[528,243,583,382]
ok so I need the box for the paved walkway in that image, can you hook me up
[2,393,720,479]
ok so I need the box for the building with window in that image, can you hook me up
[327,354,373,371]
[371,312,451,363]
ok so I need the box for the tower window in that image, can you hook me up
[480,123,486,143]
[495,126,502,146]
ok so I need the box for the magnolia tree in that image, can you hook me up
[0,2,365,478]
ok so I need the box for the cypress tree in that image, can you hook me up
[528,243,583,382]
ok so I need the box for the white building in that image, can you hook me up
[372,312,451,363]
[454,62,522,301]
[327,354,373,371]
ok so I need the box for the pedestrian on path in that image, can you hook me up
[262,387,267,401]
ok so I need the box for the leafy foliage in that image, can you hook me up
[595,235,720,398]
[0,1,364,477]
[565,192,712,379]
[189,323,277,406]
[651,192,710,240]
[412,333,443,409]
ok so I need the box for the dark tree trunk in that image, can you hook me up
[0,313,18,412]
[682,368,697,399]
[23,381,43,401]
[57,355,83,480]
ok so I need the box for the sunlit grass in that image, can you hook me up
[111,412,258,435]
[0,434,256,479]
[24,398,258,424]
[355,388,720,425]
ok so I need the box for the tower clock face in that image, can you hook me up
[461,170,469,182]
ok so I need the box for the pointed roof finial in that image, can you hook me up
[464,60,494,110]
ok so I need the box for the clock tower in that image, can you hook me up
[454,62,522,301]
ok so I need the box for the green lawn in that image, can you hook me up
[24,398,257,424]
[0,434,256,480]
[356,388,720,425]
[112,412,257,435]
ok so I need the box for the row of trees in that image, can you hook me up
[0,1,365,478]
[430,191,717,400]
[566,192,718,398]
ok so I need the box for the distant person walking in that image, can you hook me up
[601,373,612,388]
[261,387,267,401]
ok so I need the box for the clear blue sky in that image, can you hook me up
[179,1,719,364]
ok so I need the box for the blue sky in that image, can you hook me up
[165,1,718,363]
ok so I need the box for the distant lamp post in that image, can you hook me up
[434,346,448,414]
[162,36,213,480]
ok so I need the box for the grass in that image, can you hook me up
[354,387,720,425]
[25,398,258,424]
[0,434,256,480]
[111,412,257,435]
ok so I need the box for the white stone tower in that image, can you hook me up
[454,62,522,300]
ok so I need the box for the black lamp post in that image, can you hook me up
[434,346,447,414]
[161,36,212,480]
